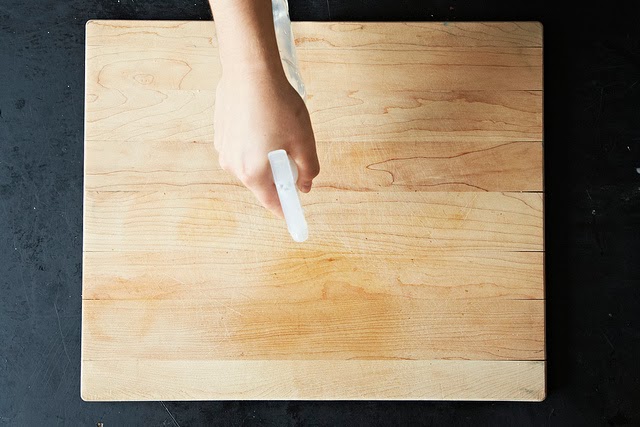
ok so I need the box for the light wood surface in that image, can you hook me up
[85,139,542,192]
[82,360,545,401]
[82,21,544,401]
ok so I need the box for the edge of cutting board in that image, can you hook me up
[81,359,546,401]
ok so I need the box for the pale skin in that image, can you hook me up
[208,0,320,218]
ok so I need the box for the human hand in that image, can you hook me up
[213,71,319,218]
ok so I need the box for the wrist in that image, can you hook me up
[219,50,286,82]
[219,56,289,92]
[211,0,285,83]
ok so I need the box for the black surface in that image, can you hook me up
[1,0,639,425]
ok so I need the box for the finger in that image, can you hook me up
[249,181,284,218]
[238,164,284,218]
[217,153,228,171]
[291,145,320,193]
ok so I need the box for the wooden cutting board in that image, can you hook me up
[82,21,544,401]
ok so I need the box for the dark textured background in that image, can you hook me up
[1,0,639,425]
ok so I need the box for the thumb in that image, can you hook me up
[291,145,320,193]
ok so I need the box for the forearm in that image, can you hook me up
[209,0,284,79]
[209,0,320,215]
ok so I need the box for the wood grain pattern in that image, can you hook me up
[292,22,543,49]
[83,191,542,252]
[81,360,545,401]
[82,21,544,401]
[82,298,543,361]
[85,89,542,144]
[85,21,543,49]
[83,250,543,300]
[85,139,542,192]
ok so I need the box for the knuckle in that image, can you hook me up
[308,161,320,177]
[238,160,270,186]
[218,156,228,171]
[237,167,257,186]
